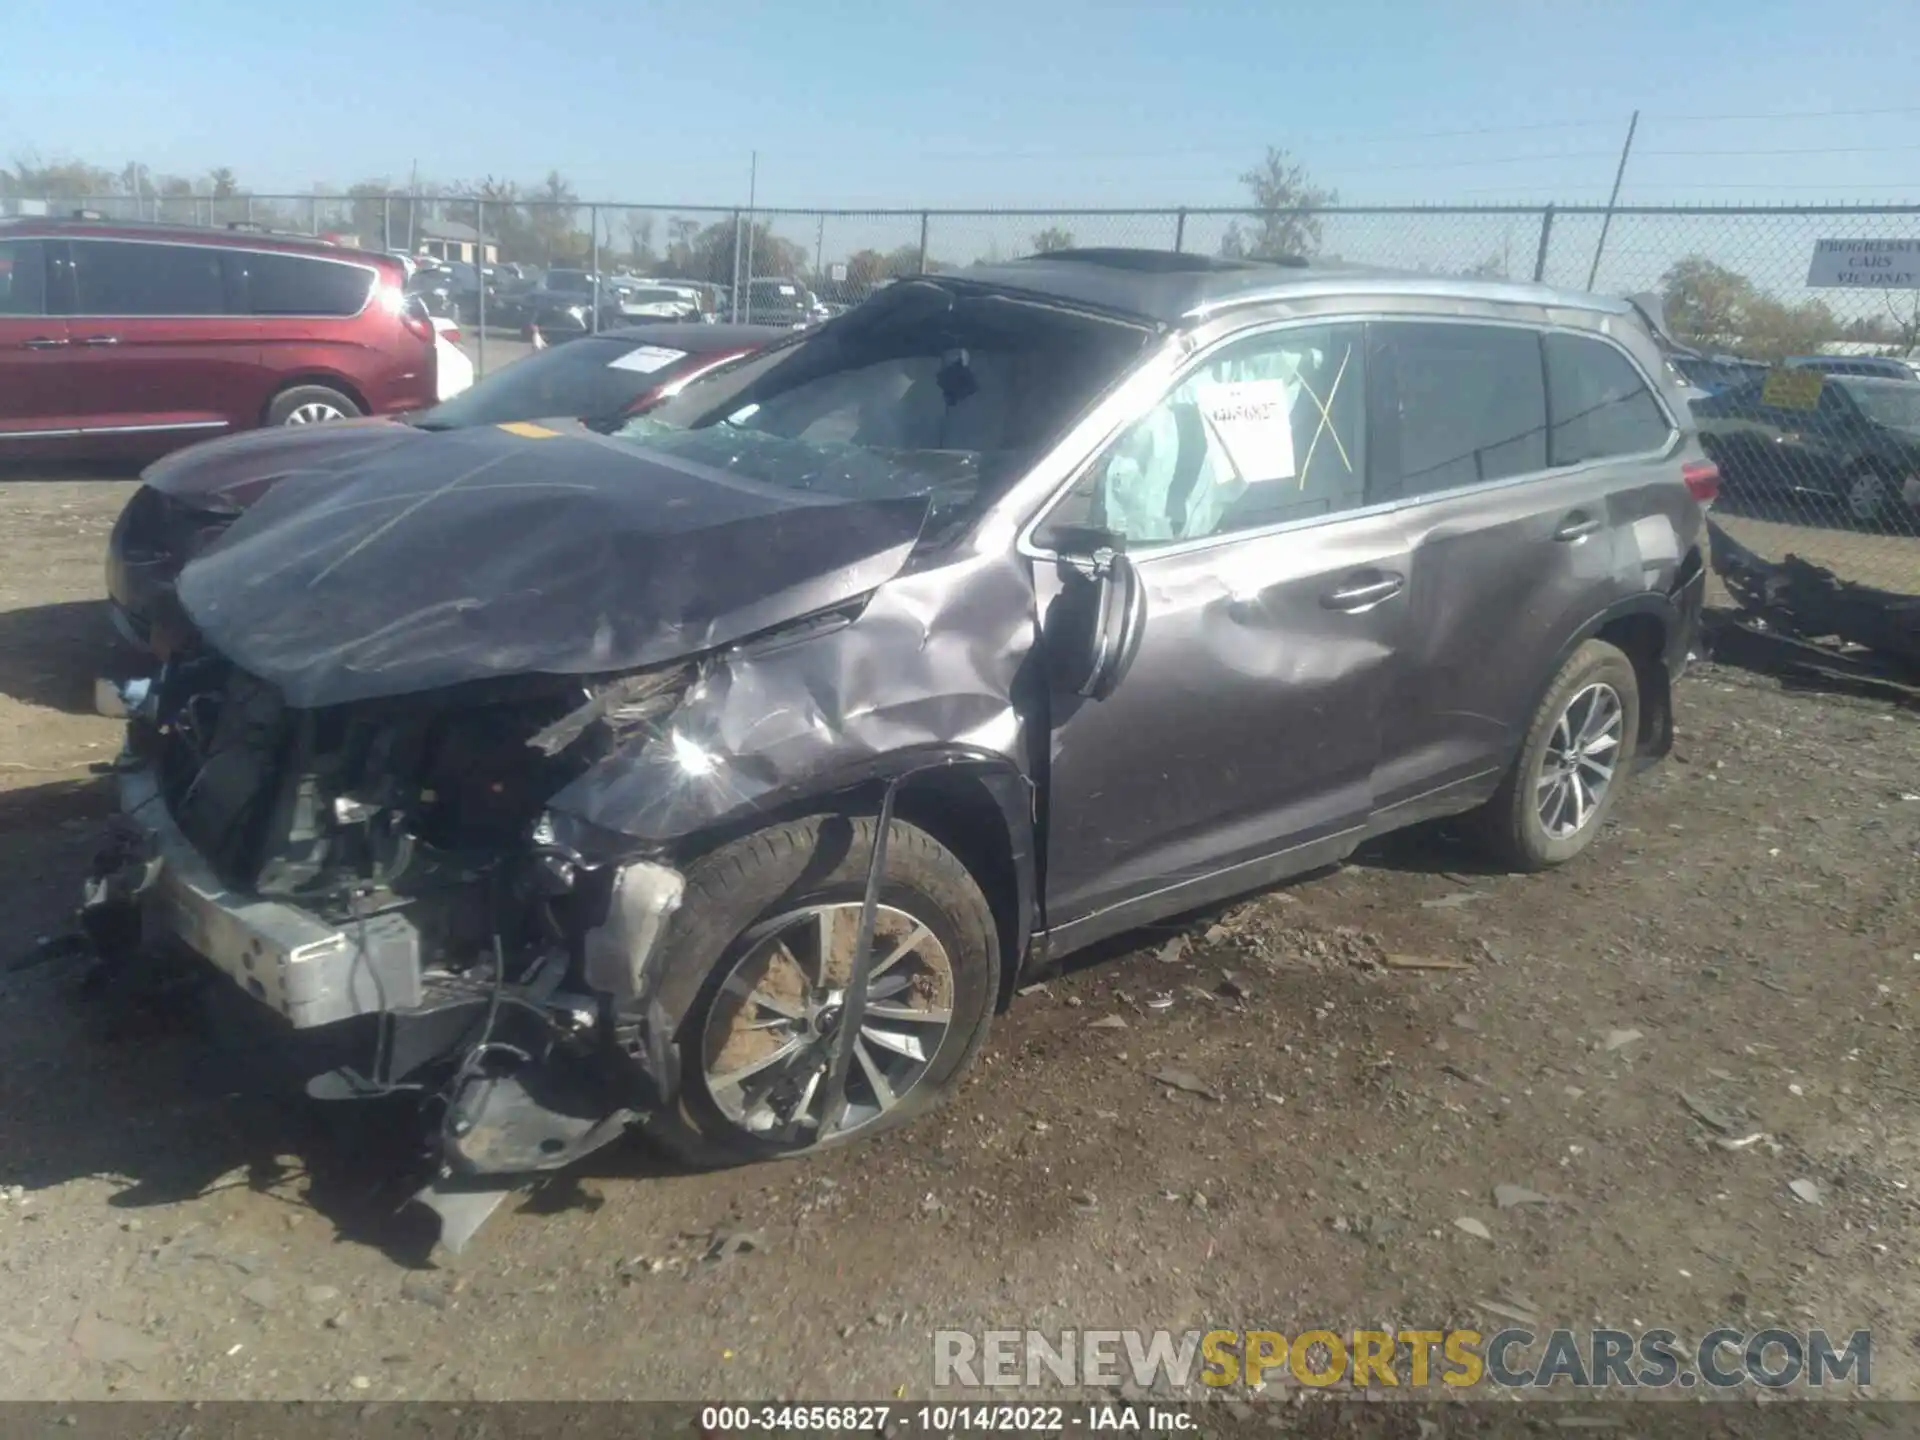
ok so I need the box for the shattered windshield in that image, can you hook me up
[611,279,1156,531]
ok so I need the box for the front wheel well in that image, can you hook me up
[892,772,1027,1010]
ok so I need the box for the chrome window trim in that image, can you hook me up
[1013,309,1680,564]
[0,419,229,440]
[59,235,381,320]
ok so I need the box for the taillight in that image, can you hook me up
[1682,460,1720,505]
[441,326,462,345]
[396,289,434,344]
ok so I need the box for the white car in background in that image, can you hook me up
[431,314,474,400]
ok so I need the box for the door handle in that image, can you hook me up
[78,335,122,346]
[1553,512,1602,542]
[1321,572,1405,611]
[23,336,68,350]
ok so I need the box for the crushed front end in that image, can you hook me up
[84,649,696,1218]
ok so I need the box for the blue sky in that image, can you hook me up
[2,0,1911,211]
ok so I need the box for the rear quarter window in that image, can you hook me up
[1544,332,1673,465]
[231,251,374,316]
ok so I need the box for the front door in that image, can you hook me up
[0,237,77,444]
[1030,320,1406,945]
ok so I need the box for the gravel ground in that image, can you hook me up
[0,474,1914,1405]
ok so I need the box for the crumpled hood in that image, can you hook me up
[175,422,930,707]
[143,417,423,512]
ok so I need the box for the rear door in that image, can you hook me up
[0,236,75,441]
[65,238,262,439]
[1368,320,1674,818]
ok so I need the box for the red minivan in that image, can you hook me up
[0,217,437,460]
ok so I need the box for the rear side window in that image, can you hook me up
[230,251,374,316]
[71,241,225,316]
[0,238,45,316]
[1544,333,1672,465]
[1370,322,1546,500]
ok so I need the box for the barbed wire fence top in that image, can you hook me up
[14,191,1920,592]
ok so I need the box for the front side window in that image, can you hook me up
[1372,321,1546,500]
[1544,332,1672,465]
[615,279,1155,540]
[232,251,373,316]
[1841,378,1920,429]
[0,239,45,316]
[1038,323,1367,547]
[70,241,225,316]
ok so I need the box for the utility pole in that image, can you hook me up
[1586,110,1639,292]
[742,150,758,321]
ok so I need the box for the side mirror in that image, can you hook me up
[1045,531,1147,701]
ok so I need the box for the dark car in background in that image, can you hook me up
[0,218,436,460]
[1784,354,1920,383]
[1693,371,1920,527]
[740,275,829,327]
[103,323,784,658]
[88,252,1708,1241]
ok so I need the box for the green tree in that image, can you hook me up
[1219,146,1336,260]
[1029,226,1076,254]
[1,156,117,200]
[1659,256,1756,349]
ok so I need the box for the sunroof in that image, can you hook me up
[1020,248,1308,273]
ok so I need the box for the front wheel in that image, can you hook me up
[1842,469,1890,528]
[643,815,999,1168]
[1469,639,1640,871]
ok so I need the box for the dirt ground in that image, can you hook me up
[0,471,1915,1407]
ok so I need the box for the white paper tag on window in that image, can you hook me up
[1193,379,1295,482]
[607,345,687,374]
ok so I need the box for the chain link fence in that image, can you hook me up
[13,192,1920,592]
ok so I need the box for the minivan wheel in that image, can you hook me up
[1469,639,1640,872]
[268,385,360,427]
[643,815,998,1169]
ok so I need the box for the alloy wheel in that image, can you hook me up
[1846,472,1887,524]
[699,902,955,1144]
[284,401,347,425]
[1535,682,1623,840]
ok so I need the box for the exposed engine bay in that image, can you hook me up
[86,650,704,1248]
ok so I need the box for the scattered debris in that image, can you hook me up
[1216,971,1252,999]
[1493,1184,1553,1210]
[1603,1029,1644,1053]
[1788,1179,1825,1206]
[1454,1217,1493,1241]
[399,1272,452,1309]
[1421,892,1489,910]
[1384,953,1472,971]
[1451,1013,1481,1033]
[1679,1091,1737,1133]
[1146,993,1175,1012]
[1151,1068,1225,1102]
[1087,1015,1129,1030]
[1070,1192,1099,1213]
[1156,939,1187,964]
[238,1279,280,1311]
[1717,1132,1781,1154]
[703,1228,766,1263]
[1016,981,1051,998]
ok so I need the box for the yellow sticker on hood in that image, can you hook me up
[497,421,560,439]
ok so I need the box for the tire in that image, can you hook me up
[267,385,361,427]
[1842,469,1890,529]
[643,814,999,1168]
[1469,639,1640,872]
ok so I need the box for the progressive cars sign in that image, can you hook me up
[1806,239,1920,288]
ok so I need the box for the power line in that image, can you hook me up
[1639,144,1920,157]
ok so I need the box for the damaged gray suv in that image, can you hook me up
[87,249,1710,1231]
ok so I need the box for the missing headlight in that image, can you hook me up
[525,664,695,758]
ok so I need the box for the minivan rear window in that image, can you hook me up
[231,251,374,316]
[1544,333,1671,464]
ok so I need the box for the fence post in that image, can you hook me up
[1532,204,1556,284]
[1174,208,1187,253]
[917,211,930,274]
[382,195,391,252]
[475,200,487,380]
[309,195,318,235]
[590,204,600,334]
[730,210,743,322]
